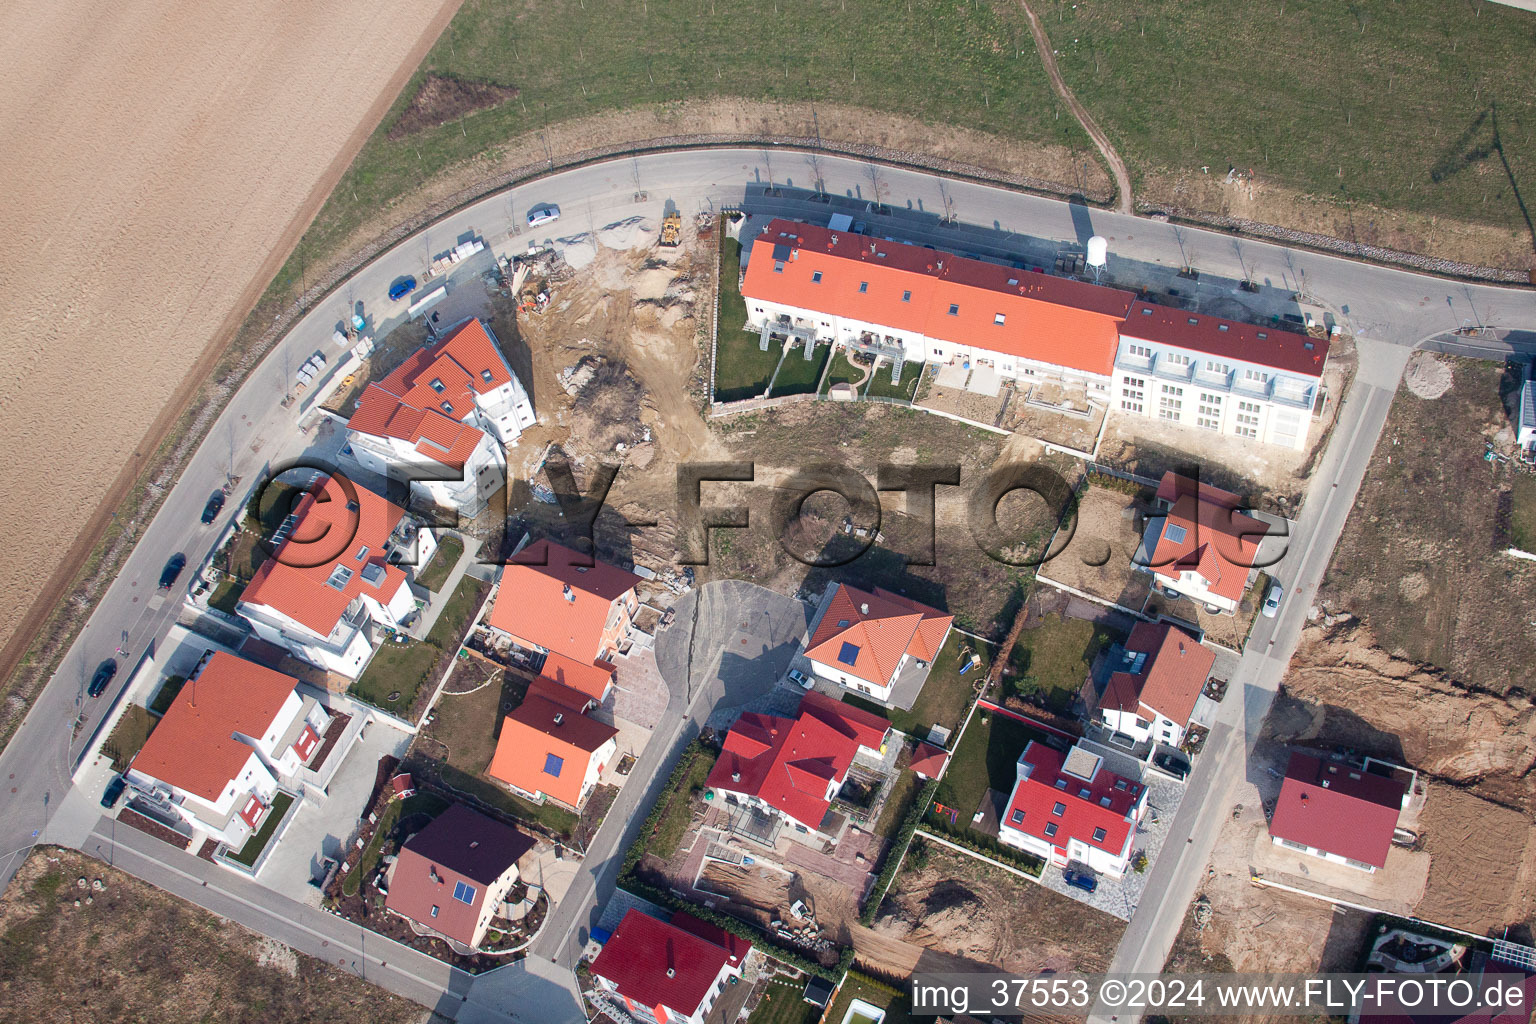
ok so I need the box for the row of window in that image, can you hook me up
[1007,806,1110,844]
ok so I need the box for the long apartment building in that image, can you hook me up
[739,219,1329,450]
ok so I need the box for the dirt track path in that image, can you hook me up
[1016,0,1134,213]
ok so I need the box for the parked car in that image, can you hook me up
[787,668,813,689]
[388,276,417,301]
[88,658,118,698]
[100,775,127,809]
[158,552,187,590]
[526,203,560,227]
[1062,867,1098,893]
[1153,752,1191,779]
[1261,581,1284,618]
[201,490,225,524]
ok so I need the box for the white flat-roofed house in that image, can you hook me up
[1114,303,1327,451]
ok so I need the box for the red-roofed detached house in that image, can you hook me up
[1138,472,1269,615]
[1269,752,1410,872]
[483,540,642,703]
[804,584,952,704]
[487,679,618,810]
[385,804,536,951]
[126,651,329,848]
[590,909,751,1024]
[706,690,891,842]
[236,477,419,680]
[1086,622,1214,748]
[998,740,1146,878]
[346,318,535,516]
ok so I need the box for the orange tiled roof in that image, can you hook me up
[487,694,617,807]
[1103,622,1215,728]
[741,220,1133,376]
[484,540,641,665]
[805,585,952,687]
[1148,472,1268,603]
[131,652,298,802]
[238,477,408,637]
[347,384,487,471]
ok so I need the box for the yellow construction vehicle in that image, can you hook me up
[659,211,682,247]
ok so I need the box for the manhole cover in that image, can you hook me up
[386,691,401,703]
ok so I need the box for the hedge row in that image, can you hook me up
[919,821,1046,877]
[622,877,850,981]
[1085,470,1145,496]
[857,778,939,926]
[619,739,712,879]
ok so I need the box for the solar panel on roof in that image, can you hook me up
[838,642,861,666]
[772,243,791,261]
[1165,524,1187,544]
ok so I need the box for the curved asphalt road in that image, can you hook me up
[3,147,1536,1020]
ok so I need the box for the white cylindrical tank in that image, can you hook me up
[1086,235,1109,268]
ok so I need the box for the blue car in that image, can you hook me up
[1063,867,1098,893]
[388,276,417,301]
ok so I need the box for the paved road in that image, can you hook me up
[3,147,1536,1019]
[1093,339,1410,1021]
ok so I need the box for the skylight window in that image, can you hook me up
[543,753,564,777]
[858,281,868,293]
[812,271,823,283]
[481,369,495,383]
[441,401,454,414]
[1187,317,1199,325]
[452,881,477,905]
[994,313,1006,326]
[1007,277,1019,286]
[1141,307,1153,315]
[1054,779,1068,790]
[1079,787,1091,798]
[1051,802,1066,817]
[430,378,445,393]
[1256,331,1268,339]
[354,545,369,562]
[948,303,960,316]
[1165,524,1188,544]
[1218,324,1229,332]
[1010,809,1024,824]
[325,565,354,590]
[901,290,911,302]
[837,642,861,666]
[1043,822,1058,838]
[1092,827,1107,842]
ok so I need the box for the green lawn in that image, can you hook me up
[349,640,440,715]
[864,359,923,402]
[344,791,450,897]
[217,530,269,583]
[1004,612,1121,713]
[747,976,820,1024]
[817,351,864,395]
[841,632,984,742]
[715,236,781,403]
[768,344,829,397]
[871,767,920,841]
[433,761,579,837]
[429,671,510,775]
[415,534,464,593]
[650,747,717,859]
[1047,0,1536,234]
[825,976,916,1024]
[227,792,294,868]
[1511,474,1536,551]
[424,575,489,653]
[932,707,1053,827]
[207,579,245,616]
[291,0,1083,286]
[103,705,156,773]
[147,675,186,717]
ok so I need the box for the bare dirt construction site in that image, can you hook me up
[870,839,1125,975]
[0,0,457,719]
[0,848,423,1023]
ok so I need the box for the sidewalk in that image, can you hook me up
[408,534,482,641]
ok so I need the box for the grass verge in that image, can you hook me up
[227,791,295,869]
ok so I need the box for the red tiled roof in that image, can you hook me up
[1107,623,1214,728]
[1123,301,1329,378]
[238,477,408,637]
[908,742,949,779]
[385,804,535,947]
[131,652,298,802]
[376,319,512,416]
[484,540,640,665]
[526,676,597,711]
[487,694,617,807]
[742,220,1133,376]
[1269,752,1405,869]
[1148,472,1268,603]
[705,691,890,831]
[347,384,487,471]
[805,584,952,687]
[1002,741,1144,861]
[591,909,739,1017]
[668,911,752,968]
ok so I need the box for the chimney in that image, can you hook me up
[860,602,869,615]
[732,771,741,783]
[553,713,564,726]
[562,583,574,603]
[666,968,676,978]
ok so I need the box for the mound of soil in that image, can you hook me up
[388,73,518,139]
